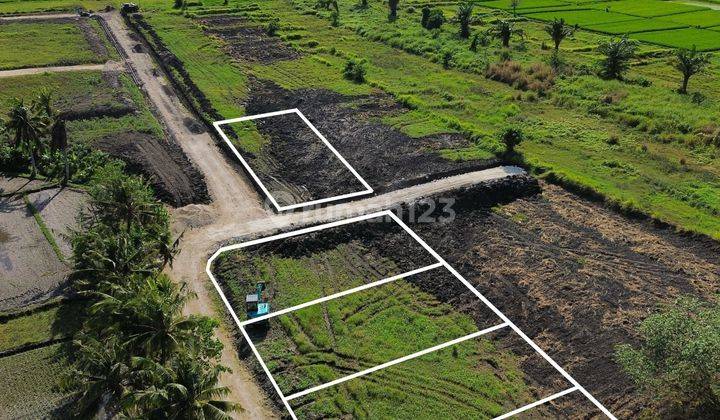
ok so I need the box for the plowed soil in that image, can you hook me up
[242,80,499,198]
[200,16,299,64]
[409,181,720,418]
[95,131,209,206]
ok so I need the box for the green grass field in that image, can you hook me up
[589,0,705,17]
[0,0,110,14]
[585,17,688,34]
[665,9,720,28]
[0,20,107,70]
[631,27,720,50]
[0,343,72,418]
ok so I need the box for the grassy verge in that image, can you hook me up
[23,194,66,262]
[0,300,83,353]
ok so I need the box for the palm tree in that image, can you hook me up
[124,276,198,363]
[131,357,241,419]
[674,46,710,94]
[545,18,575,51]
[95,176,158,232]
[457,1,474,38]
[597,36,638,80]
[5,99,46,177]
[510,0,519,16]
[158,230,184,271]
[489,20,522,48]
[60,335,132,419]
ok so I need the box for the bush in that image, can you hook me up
[266,19,280,36]
[615,297,720,416]
[343,58,367,83]
[500,127,524,155]
[421,6,445,30]
[486,60,554,95]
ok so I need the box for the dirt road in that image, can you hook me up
[0,13,77,20]
[0,62,120,78]
[102,10,527,418]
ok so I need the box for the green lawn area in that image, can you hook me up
[0,20,107,70]
[0,343,73,418]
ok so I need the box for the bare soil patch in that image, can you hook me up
[409,181,720,418]
[224,112,368,207]
[199,15,299,64]
[0,176,52,196]
[242,80,499,198]
[0,197,69,312]
[95,131,210,206]
[26,188,88,258]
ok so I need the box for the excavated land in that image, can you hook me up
[240,79,499,200]
[211,212,590,418]
[95,131,209,206]
[223,111,368,207]
[199,15,299,64]
[405,178,720,418]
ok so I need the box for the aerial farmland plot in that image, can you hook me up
[3,0,720,418]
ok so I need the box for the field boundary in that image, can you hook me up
[206,210,618,419]
[213,109,374,212]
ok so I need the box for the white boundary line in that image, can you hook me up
[284,322,511,401]
[205,210,617,420]
[492,386,579,420]
[213,108,373,212]
[241,262,444,326]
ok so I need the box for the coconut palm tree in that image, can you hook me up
[60,335,132,419]
[597,36,638,80]
[457,1,474,38]
[5,99,46,177]
[388,0,399,21]
[545,18,575,51]
[94,176,158,232]
[131,356,241,419]
[674,46,710,94]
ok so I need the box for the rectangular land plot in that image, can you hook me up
[287,331,574,420]
[521,9,638,26]
[207,210,616,420]
[0,18,111,70]
[245,265,503,397]
[631,27,720,50]
[589,0,706,18]
[665,9,720,28]
[586,18,688,34]
[213,109,372,211]
[210,213,439,321]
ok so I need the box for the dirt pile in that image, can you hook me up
[407,181,720,417]
[244,80,499,197]
[95,132,209,206]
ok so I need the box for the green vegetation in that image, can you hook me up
[0,343,73,418]
[291,336,539,419]
[128,0,720,239]
[24,194,66,261]
[597,36,638,80]
[61,163,239,417]
[343,57,367,83]
[674,46,711,94]
[255,277,484,392]
[616,297,720,417]
[0,21,108,70]
[0,301,84,353]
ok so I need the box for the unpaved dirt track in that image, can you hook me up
[0,13,76,20]
[102,10,526,418]
[0,62,119,78]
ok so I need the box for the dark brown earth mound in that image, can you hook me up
[407,181,720,418]
[95,132,209,206]
[199,16,299,64]
[244,80,499,196]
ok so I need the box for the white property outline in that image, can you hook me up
[213,109,374,212]
[205,210,618,420]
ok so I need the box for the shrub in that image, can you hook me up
[615,297,720,416]
[266,19,280,36]
[442,51,453,69]
[486,60,554,95]
[421,6,445,30]
[500,127,524,155]
[597,36,638,80]
[343,58,367,83]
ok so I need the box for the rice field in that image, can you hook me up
[631,27,720,50]
[588,0,706,17]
